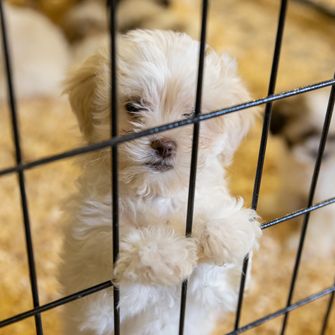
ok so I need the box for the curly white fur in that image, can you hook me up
[59,30,261,335]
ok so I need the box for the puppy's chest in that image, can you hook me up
[120,190,222,233]
[122,196,187,231]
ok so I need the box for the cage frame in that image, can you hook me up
[0,0,334,334]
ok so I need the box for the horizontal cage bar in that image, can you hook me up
[225,285,335,335]
[0,79,334,178]
[1,196,334,329]
[1,280,334,334]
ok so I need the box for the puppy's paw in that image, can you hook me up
[114,227,198,286]
[197,209,261,265]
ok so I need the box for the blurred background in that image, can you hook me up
[0,0,334,334]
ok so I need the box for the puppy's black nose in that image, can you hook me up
[151,138,177,159]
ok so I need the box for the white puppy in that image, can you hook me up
[271,90,335,257]
[60,30,261,335]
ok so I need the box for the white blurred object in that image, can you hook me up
[72,33,108,65]
[62,0,187,64]
[61,0,108,44]
[0,3,70,102]
[118,0,185,33]
[271,89,335,257]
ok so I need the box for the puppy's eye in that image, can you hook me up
[125,102,143,113]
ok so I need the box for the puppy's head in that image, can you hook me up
[65,30,255,196]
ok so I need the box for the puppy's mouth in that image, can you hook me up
[145,160,174,172]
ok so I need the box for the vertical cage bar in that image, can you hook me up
[280,83,335,335]
[321,278,335,335]
[178,0,208,334]
[234,0,288,330]
[107,0,120,333]
[0,1,43,334]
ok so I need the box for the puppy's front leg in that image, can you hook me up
[195,208,261,265]
[114,225,198,286]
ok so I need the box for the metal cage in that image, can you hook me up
[0,0,334,334]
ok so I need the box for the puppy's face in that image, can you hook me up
[65,30,255,195]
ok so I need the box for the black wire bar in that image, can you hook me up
[178,1,208,334]
[234,0,288,330]
[1,283,334,335]
[0,2,43,334]
[1,0,334,332]
[321,277,335,335]
[0,281,113,328]
[280,82,335,335]
[1,78,334,179]
[1,194,335,330]
[225,285,335,335]
[295,0,335,19]
[261,196,335,230]
[107,0,120,333]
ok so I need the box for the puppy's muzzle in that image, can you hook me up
[147,138,177,172]
[151,138,177,159]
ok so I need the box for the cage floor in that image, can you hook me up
[1,0,335,334]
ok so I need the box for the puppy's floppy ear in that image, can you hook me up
[207,52,258,162]
[222,73,258,162]
[64,50,110,142]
